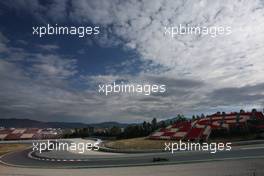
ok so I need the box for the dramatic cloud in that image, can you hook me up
[37,44,60,51]
[210,83,264,105]
[69,0,264,86]
[0,0,264,123]
[3,0,264,86]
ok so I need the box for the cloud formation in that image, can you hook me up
[0,0,264,123]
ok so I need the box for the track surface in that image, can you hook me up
[1,143,264,168]
[1,158,264,176]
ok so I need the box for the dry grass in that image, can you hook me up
[0,144,29,156]
[104,137,176,150]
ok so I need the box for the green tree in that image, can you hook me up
[110,126,121,136]
[151,118,157,131]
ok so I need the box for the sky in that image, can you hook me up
[0,0,264,123]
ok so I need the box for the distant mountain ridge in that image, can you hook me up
[0,118,129,129]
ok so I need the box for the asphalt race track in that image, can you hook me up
[1,143,264,169]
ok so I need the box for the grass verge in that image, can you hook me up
[0,144,29,156]
[104,137,174,150]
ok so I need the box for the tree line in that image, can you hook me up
[64,114,187,139]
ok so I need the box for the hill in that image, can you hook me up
[0,118,129,129]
